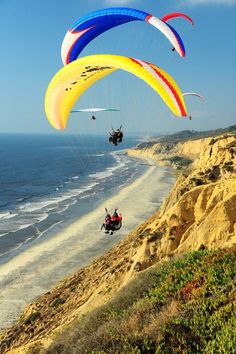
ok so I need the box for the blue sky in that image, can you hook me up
[0,0,235,135]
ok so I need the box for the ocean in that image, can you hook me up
[0,134,145,265]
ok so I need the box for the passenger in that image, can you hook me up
[111,209,119,223]
[102,208,122,234]
[111,209,122,230]
[101,213,113,233]
[109,132,118,146]
[115,129,123,143]
[108,127,123,145]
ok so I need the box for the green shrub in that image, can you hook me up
[45,248,236,354]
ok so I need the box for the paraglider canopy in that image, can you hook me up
[183,92,205,100]
[71,108,120,113]
[183,92,205,120]
[162,13,194,26]
[61,7,188,65]
[71,108,120,121]
[45,54,188,130]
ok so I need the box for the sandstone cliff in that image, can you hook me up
[127,134,236,256]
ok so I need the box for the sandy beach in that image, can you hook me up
[0,162,175,329]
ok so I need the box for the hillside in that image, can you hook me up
[0,131,235,353]
[138,124,236,149]
[47,247,236,354]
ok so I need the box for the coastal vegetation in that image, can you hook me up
[137,125,236,150]
[45,247,236,353]
[162,156,193,169]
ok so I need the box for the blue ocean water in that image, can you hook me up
[0,134,145,263]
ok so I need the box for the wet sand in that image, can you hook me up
[0,163,175,329]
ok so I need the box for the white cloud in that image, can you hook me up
[104,0,136,5]
[181,0,236,5]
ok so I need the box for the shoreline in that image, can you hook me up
[0,150,145,266]
[0,161,175,329]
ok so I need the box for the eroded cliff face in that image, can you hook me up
[126,137,207,168]
[128,135,236,258]
[1,134,235,354]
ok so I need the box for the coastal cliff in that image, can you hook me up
[0,132,235,353]
[127,134,235,257]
